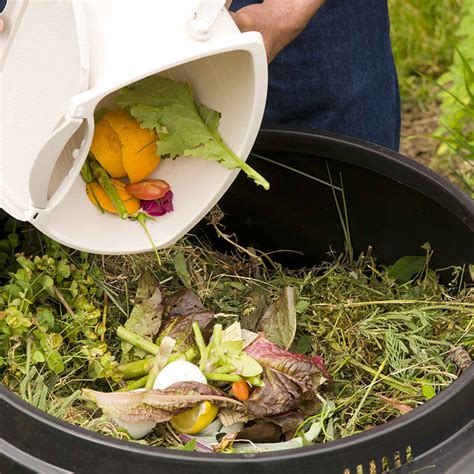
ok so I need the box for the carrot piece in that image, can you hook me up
[232,380,250,401]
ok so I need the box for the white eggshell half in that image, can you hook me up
[153,360,207,390]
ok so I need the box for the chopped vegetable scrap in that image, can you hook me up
[81,76,268,220]
[84,288,332,445]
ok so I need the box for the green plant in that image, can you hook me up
[433,0,474,195]
[388,0,463,104]
[0,221,118,388]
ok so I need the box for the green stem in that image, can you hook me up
[146,359,163,390]
[193,322,207,359]
[204,372,242,382]
[168,347,197,363]
[145,337,176,390]
[213,364,235,374]
[349,358,418,395]
[117,375,148,392]
[137,213,161,266]
[212,324,223,346]
[80,159,94,183]
[246,375,264,387]
[90,161,128,219]
[346,358,387,434]
[117,359,153,379]
[117,326,159,355]
[213,133,269,190]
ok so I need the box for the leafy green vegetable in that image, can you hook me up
[258,286,297,350]
[121,273,163,362]
[193,322,263,383]
[116,76,269,190]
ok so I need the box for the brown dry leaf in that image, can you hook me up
[377,395,413,415]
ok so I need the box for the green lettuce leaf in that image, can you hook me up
[121,273,163,362]
[116,76,269,190]
[258,286,297,350]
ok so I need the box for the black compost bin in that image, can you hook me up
[1,128,473,474]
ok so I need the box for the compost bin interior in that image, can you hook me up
[1,128,473,474]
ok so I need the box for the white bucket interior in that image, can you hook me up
[34,49,260,255]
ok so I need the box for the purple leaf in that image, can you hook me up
[141,190,174,217]
[157,290,214,351]
[245,337,333,391]
[179,434,215,452]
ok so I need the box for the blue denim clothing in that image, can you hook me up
[231,0,401,150]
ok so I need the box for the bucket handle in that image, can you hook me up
[188,0,229,41]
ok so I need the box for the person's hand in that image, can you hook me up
[232,0,324,62]
[0,18,5,32]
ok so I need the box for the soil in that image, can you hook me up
[399,101,440,167]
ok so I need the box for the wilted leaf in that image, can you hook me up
[121,273,163,362]
[173,252,192,289]
[163,289,205,319]
[82,382,245,424]
[245,367,318,418]
[241,290,267,331]
[388,256,425,283]
[258,287,297,350]
[158,290,214,351]
[377,395,413,415]
[236,423,282,443]
[157,311,214,352]
[245,337,332,391]
[264,412,306,440]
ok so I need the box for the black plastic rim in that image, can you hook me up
[252,127,474,232]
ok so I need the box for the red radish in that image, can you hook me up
[125,179,170,200]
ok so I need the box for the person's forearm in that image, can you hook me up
[269,0,325,35]
[233,0,325,62]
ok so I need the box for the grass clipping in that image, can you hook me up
[3,229,473,449]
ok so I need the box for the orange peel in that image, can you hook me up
[90,108,160,183]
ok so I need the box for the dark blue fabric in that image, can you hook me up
[231,0,401,150]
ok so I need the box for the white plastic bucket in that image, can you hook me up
[0,0,268,254]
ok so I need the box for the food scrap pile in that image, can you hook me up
[82,76,268,220]
[84,286,332,447]
[0,220,472,453]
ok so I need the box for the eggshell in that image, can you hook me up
[154,360,207,390]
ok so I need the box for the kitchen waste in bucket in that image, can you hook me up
[0,0,267,254]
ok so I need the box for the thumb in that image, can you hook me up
[231,10,256,33]
[0,18,5,33]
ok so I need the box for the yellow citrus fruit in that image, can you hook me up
[86,180,140,215]
[90,108,160,183]
[90,119,126,178]
[170,402,219,435]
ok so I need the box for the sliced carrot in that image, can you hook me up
[232,380,250,401]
